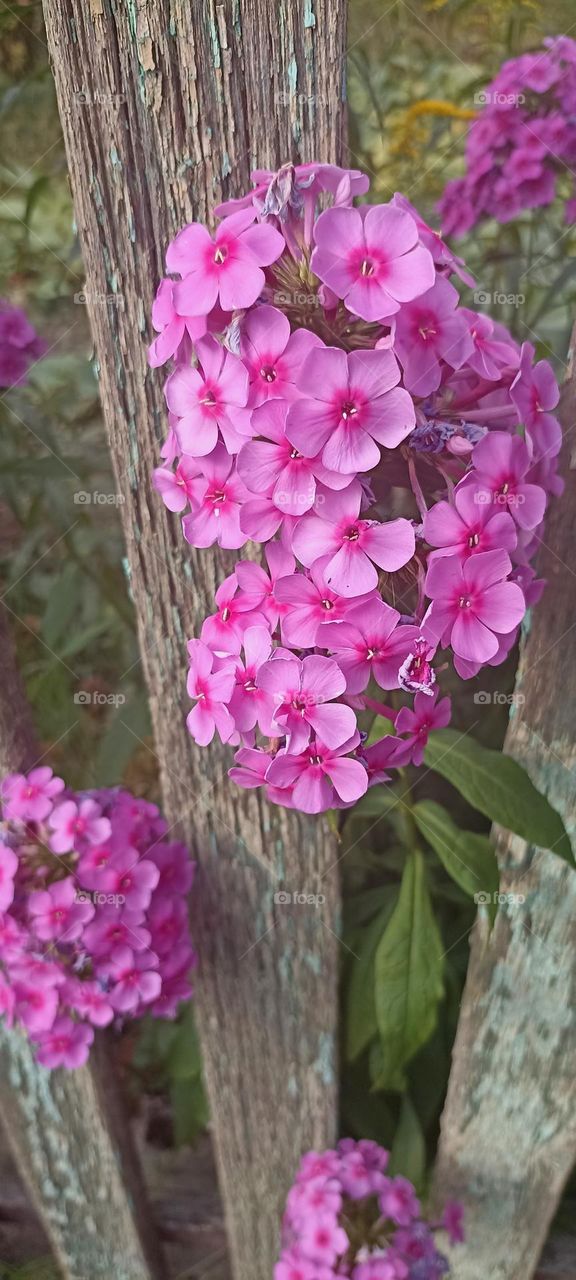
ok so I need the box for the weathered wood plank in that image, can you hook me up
[0,603,165,1279]
[40,4,348,1277]
[432,329,576,1279]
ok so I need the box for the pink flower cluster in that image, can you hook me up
[276,1139,464,1280]
[0,299,46,388]
[0,767,195,1069]
[439,36,576,234]
[149,161,561,815]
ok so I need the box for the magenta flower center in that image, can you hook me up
[340,399,358,421]
[260,365,277,383]
[214,245,228,265]
[458,595,472,609]
[360,257,375,277]
[344,524,360,541]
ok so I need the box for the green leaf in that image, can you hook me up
[346,891,398,1062]
[170,1075,209,1147]
[388,1094,426,1189]
[412,800,499,901]
[424,729,573,865]
[91,691,151,788]
[374,850,444,1087]
[42,564,82,648]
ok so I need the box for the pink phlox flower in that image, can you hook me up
[153,456,201,513]
[379,1176,421,1227]
[276,558,377,648]
[1,766,64,823]
[441,1200,465,1245]
[33,1016,94,1070]
[147,278,207,368]
[147,842,194,896]
[165,334,250,457]
[424,479,517,562]
[353,1254,409,1280]
[182,445,250,549]
[394,688,452,765]
[28,876,95,942]
[510,342,561,458]
[240,305,322,405]
[258,653,356,753]
[299,1212,349,1267]
[186,639,236,746]
[235,544,296,629]
[398,637,437,695]
[238,399,349,518]
[394,276,474,396]
[62,978,114,1027]
[170,209,285,315]
[424,548,525,663]
[147,896,190,957]
[103,945,161,1013]
[228,626,276,734]
[311,203,435,322]
[322,600,421,693]
[200,572,268,655]
[48,798,111,855]
[467,431,547,531]
[0,843,18,912]
[105,849,160,912]
[82,905,151,957]
[266,733,368,813]
[286,346,415,474]
[292,489,415,598]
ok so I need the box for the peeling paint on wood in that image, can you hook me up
[40,4,348,1279]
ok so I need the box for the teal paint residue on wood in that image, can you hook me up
[287,1074,299,1099]
[305,951,321,976]
[209,20,222,69]
[109,145,122,170]
[304,0,316,27]
[313,1031,335,1086]
[221,152,232,179]
[288,56,298,95]
[168,16,176,36]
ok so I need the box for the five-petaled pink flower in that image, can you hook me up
[394,276,473,396]
[165,335,250,457]
[286,346,415,475]
[258,653,356,753]
[395,688,452,765]
[169,209,285,315]
[424,548,525,663]
[240,305,321,405]
[322,600,420,693]
[48,799,111,855]
[186,639,235,746]
[311,203,435,322]
[266,734,368,813]
[293,490,415,598]
[28,877,95,942]
[466,432,547,531]
[424,480,517,562]
[34,1016,94,1070]
[182,446,249,549]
